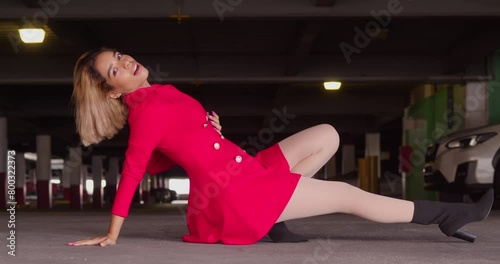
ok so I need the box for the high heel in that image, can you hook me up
[451,230,476,243]
[411,188,494,243]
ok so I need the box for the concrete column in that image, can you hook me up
[341,145,355,175]
[36,135,52,209]
[28,169,36,199]
[152,174,158,189]
[92,155,104,208]
[164,177,169,189]
[465,81,488,129]
[68,147,82,210]
[15,152,26,206]
[106,157,119,205]
[365,133,381,178]
[62,160,71,200]
[0,117,7,209]
[82,165,89,203]
[325,155,337,180]
[156,175,162,189]
[142,173,150,204]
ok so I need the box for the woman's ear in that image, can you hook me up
[107,91,122,99]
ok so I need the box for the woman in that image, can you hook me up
[68,47,494,247]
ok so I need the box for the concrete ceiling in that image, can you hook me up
[1,0,500,163]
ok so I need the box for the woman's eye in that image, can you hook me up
[118,53,122,59]
[113,68,117,76]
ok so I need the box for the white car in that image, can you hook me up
[423,124,500,201]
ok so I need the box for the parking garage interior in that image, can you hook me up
[1,0,500,263]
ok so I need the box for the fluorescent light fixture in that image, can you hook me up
[324,81,342,90]
[24,152,37,161]
[19,28,45,43]
[50,179,61,184]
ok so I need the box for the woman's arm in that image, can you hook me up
[68,107,222,247]
[69,102,171,247]
[146,149,178,175]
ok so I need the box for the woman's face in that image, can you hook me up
[94,51,149,98]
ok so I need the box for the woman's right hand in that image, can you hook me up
[68,233,117,247]
[68,214,124,247]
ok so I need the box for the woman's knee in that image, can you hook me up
[332,181,358,213]
[318,123,340,153]
[335,181,355,193]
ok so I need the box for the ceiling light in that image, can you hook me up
[18,28,45,43]
[324,81,341,90]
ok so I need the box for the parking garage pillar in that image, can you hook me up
[82,165,90,203]
[92,155,104,208]
[15,152,26,206]
[142,173,151,204]
[62,160,71,200]
[465,81,489,129]
[36,135,52,209]
[28,169,36,199]
[341,145,355,175]
[107,157,119,205]
[323,155,337,180]
[365,133,381,178]
[69,147,83,210]
[0,117,7,210]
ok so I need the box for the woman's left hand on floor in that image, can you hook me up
[208,111,222,134]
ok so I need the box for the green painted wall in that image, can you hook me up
[406,96,438,200]
[405,85,465,201]
[404,50,500,200]
[489,50,500,125]
[453,84,466,131]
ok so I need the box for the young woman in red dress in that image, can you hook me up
[68,47,494,247]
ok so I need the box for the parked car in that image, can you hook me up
[423,124,500,201]
[150,188,178,203]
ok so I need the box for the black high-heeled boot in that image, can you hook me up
[411,188,494,243]
[267,222,309,243]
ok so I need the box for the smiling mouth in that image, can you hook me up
[133,64,140,75]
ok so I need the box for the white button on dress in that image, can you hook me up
[203,123,208,128]
[235,155,242,163]
[214,142,220,150]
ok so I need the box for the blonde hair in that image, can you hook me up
[72,47,128,147]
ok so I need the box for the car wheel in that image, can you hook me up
[163,189,172,203]
[169,190,178,202]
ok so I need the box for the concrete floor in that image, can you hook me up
[0,203,499,264]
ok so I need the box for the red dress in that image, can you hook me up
[112,84,301,245]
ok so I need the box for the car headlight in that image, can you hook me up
[445,132,497,149]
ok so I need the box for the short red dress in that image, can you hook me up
[112,84,302,245]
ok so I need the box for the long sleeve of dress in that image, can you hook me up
[145,149,177,176]
[111,102,172,218]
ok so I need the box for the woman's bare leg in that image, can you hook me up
[275,125,494,242]
[277,124,413,223]
[268,124,339,242]
[278,124,340,178]
[277,177,415,223]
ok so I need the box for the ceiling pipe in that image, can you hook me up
[0,75,492,85]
